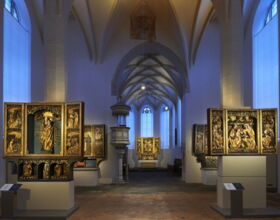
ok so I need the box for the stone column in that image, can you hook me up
[43,0,72,101]
[213,0,244,107]
[0,0,5,189]
[118,150,125,182]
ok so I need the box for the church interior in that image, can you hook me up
[1,0,280,219]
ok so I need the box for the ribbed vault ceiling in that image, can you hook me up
[121,54,182,108]
[25,0,258,108]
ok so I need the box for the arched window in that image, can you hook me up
[141,105,153,137]
[3,0,31,102]
[253,0,278,112]
[127,110,135,149]
[160,106,170,149]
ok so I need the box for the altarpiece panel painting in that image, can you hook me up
[136,137,160,160]
[84,125,105,159]
[207,108,278,156]
[4,102,84,181]
[5,103,24,156]
[260,109,278,154]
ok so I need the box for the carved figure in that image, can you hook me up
[143,139,153,152]
[8,108,21,129]
[262,123,274,148]
[7,138,15,153]
[229,124,242,149]
[43,163,49,179]
[66,134,79,154]
[213,123,223,149]
[67,109,74,128]
[23,161,32,177]
[68,109,79,128]
[95,128,102,140]
[40,112,54,152]
[84,134,91,154]
[54,164,62,177]
[242,123,256,150]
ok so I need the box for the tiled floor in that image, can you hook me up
[69,170,280,220]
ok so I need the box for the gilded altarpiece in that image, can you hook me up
[5,103,24,156]
[136,137,160,160]
[226,110,259,154]
[260,109,278,154]
[65,103,84,157]
[207,108,278,156]
[84,125,105,159]
[4,102,84,181]
[207,109,226,155]
[193,124,217,169]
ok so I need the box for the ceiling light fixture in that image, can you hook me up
[141,85,146,90]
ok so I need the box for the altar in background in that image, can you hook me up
[136,137,160,168]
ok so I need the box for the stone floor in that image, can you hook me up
[69,170,280,220]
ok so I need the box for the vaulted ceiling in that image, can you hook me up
[26,0,258,108]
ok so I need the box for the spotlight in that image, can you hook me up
[141,85,146,90]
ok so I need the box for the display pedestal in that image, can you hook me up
[212,156,280,217]
[74,167,99,187]
[201,168,217,185]
[13,181,77,219]
[139,160,158,168]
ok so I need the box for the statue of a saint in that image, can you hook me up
[84,134,91,154]
[43,163,49,179]
[242,123,256,150]
[23,161,32,177]
[40,112,54,152]
[54,164,62,177]
[7,138,14,153]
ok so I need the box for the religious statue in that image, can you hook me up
[228,124,242,149]
[66,133,79,154]
[262,115,275,149]
[84,134,91,155]
[7,138,15,153]
[40,111,54,152]
[143,139,153,153]
[43,163,49,179]
[68,109,79,129]
[23,161,32,177]
[7,108,21,129]
[95,127,102,140]
[54,164,62,177]
[242,123,256,150]
[73,111,79,128]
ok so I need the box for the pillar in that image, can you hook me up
[43,0,72,101]
[0,0,5,189]
[213,0,244,107]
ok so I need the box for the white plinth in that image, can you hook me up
[201,168,217,185]
[17,181,74,210]
[217,156,266,209]
[138,160,158,168]
[74,168,99,186]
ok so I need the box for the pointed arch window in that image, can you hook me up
[3,0,30,102]
[127,110,135,149]
[253,0,279,131]
[141,106,153,137]
[5,0,20,22]
[160,106,170,149]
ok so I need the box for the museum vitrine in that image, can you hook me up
[207,108,278,156]
[4,102,84,181]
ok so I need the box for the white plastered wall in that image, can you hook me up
[182,22,221,183]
